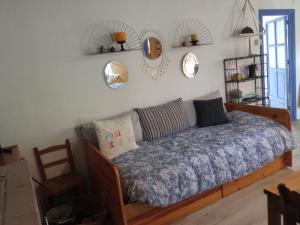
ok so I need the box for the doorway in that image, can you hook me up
[259,9,296,120]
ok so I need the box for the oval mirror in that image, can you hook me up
[104,61,128,90]
[182,53,199,78]
[143,37,162,60]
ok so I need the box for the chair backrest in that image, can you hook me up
[278,183,300,225]
[33,139,75,181]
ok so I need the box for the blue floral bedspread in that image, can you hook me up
[113,111,296,207]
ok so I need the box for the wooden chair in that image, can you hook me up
[278,183,300,225]
[33,139,85,211]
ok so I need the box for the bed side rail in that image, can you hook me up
[80,136,127,225]
[225,103,292,131]
[225,103,293,166]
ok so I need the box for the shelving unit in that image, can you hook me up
[223,54,269,106]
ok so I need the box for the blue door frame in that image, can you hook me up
[259,9,296,120]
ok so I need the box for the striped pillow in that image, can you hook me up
[136,98,189,141]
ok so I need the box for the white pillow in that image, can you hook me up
[94,113,139,159]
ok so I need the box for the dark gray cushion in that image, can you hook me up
[136,98,189,141]
[183,90,224,127]
[193,97,229,128]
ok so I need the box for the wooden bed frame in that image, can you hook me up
[79,103,293,225]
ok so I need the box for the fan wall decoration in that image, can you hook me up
[174,19,213,48]
[87,21,141,55]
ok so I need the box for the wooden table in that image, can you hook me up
[1,160,42,225]
[264,171,300,225]
[0,145,41,225]
[0,145,20,166]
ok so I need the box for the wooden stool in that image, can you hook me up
[33,139,85,211]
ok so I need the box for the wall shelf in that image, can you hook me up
[88,48,141,56]
[87,21,141,55]
[173,43,212,49]
[225,75,267,84]
[173,19,213,48]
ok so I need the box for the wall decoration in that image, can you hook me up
[140,28,169,80]
[87,21,141,55]
[143,37,162,60]
[233,0,264,36]
[104,61,128,90]
[174,19,213,48]
[182,53,199,79]
[233,0,265,55]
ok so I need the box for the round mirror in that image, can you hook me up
[182,53,199,78]
[104,61,128,90]
[143,37,162,60]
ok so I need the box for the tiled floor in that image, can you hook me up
[173,121,300,225]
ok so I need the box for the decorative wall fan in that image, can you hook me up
[174,19,213,48]
[87,21,141,55]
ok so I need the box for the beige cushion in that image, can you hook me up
[130,111,143,143]
[183,90,224,127]
[94,113,139,159]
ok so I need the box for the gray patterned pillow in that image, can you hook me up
[136,98,189,141]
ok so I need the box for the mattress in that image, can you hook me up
[113,111,296,207]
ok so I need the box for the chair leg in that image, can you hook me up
[36,187,52,213]
[79,179,87,193]
[284,212,297,225]
[74,183,86,195]
[78,178,87,193]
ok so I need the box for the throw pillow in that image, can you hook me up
[94,113,138,159]
[136,98,189,141]
[183,90,225,127]
[193,97,229,128]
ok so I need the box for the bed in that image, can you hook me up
[79,103,295,225]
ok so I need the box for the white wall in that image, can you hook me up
[0,0,298,179]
